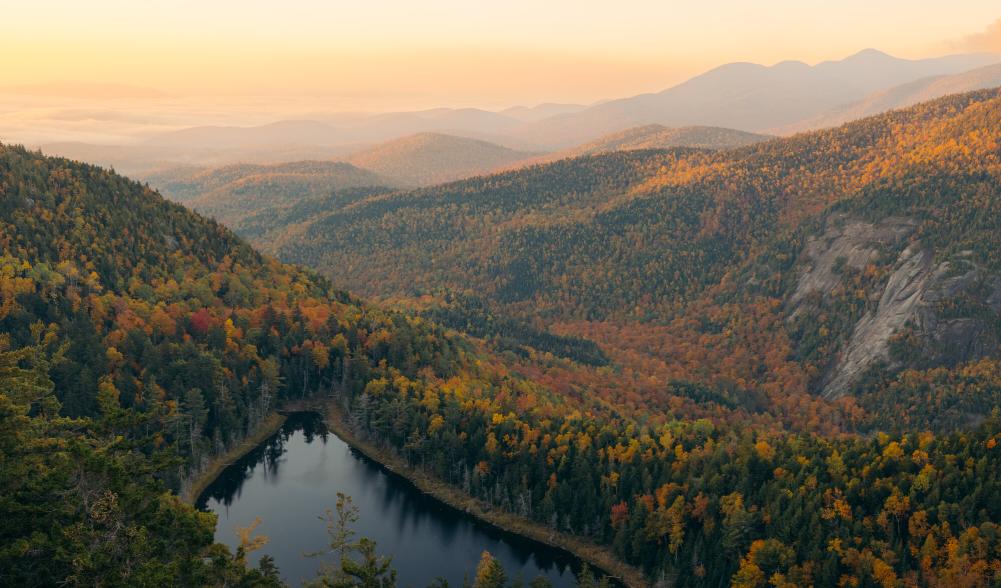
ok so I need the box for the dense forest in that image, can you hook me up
[260,88,1001,425]
[0,145,468,585]
[3,87,1001,588]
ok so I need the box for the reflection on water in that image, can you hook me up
[197,413,583,587]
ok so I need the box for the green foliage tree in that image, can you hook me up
[307,494,396,588]
[473,551,507,588]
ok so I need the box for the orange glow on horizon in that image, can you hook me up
[1,1,998,109]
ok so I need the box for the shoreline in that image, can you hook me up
[316,400,650,588]
[183,400,649,587]
[181,412,288,504]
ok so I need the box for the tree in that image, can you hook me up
[473,551,507,588]
[336,538,396,588]
[234,517,269,566]
[307,494,396,588]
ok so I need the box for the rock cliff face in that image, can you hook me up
[789,215,916,311]
[789,214,1001,398]
[820,245,936,397]
[915,263,1001,368]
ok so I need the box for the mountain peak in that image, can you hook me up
[345,132,535,186]
[773,59,810,69]
[845,48,895,61]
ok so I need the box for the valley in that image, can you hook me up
[3,13,1001,586]
[239,90,1001,430]
[4,84,1001,586]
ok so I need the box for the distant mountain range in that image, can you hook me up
[142,109,533,151]
[778,62,1001,133]
[137,49,998,153]
[509,49,1000,146]
[36,49,1001,180]
[142,125,771,203]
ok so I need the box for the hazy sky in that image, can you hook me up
[3,0,1000,109]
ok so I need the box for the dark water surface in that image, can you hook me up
[197,413,584,587]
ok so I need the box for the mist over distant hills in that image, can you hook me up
[510,49,1000,146]
[140,125,771,204]
[143,109,531,149]
[500,103,588,122]
[342,132,539,186]
[778,62,1001,133]
[23,49,1001,177]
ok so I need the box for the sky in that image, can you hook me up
[2,1,1000,110]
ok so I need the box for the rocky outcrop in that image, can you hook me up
[821,246,935,397]
[789,214,1001,399]
[913,259,1001,369]
[789,214,916,312]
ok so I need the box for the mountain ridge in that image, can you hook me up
[510,50,1000,146]
[22,49,1001,175]
[144,159,395,226]
[342,132,539,186]
[261,88,1001,408]
[511,124,772,169]
[778,62,1001,133]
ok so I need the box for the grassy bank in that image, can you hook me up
[181,412,287,504]
[317,400,650,588]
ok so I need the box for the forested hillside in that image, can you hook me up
[0,145,516,585]
[142,160,395,226]
[515,125,771,169]
[4,89,1001,588]
[270,88,1001,421]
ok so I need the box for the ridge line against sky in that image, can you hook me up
[2,1,1000,109]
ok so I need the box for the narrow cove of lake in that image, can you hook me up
[196,413,584,587]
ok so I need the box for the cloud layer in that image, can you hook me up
[955,18,1001,52]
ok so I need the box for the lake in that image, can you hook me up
[196,412,585,587]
